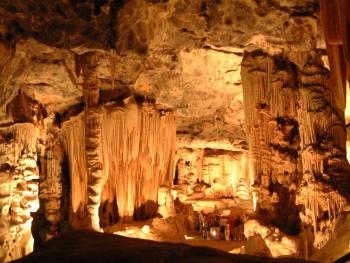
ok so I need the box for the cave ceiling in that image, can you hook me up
[0,0,321,150]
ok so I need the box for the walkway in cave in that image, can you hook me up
[183,233,246,253]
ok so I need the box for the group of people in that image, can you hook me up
[194,211,245,241]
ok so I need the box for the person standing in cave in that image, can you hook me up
[203,214,209,239]
[214,215,220,227]
[228,216,235,240]
[234,215,243,240]
[219,216,227,240]
[194,212,200,232]
[199,211,205,233]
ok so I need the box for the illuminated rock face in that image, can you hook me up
[0,0,349,261]
[241,50,350,248]
[241,52,301,234]
[0,124,39,262]
[244,220,299,258]
[174,148,252,201]
[62,100,176,227]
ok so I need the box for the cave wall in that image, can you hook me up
[0,0,349,261]
[241,51,301,234]
[173,148,252,204]
[241,48,350,247]
[0,124,39,262]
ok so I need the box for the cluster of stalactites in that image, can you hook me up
[241,52,299,212]
[62,99,176,226]
[242,54,297,132]
[0,123,39,262]
[242,49,350,248]
[62,113,87,218]
[296,188,347,249]
[101,100,176,222]
[175,148,253,200]
[296,56,349,249]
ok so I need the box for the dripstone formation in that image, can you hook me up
[0,0,349,262]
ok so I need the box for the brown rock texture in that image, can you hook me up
[0,124,39,262]
[0,0,349,261]
[62,100,176,227]
[241,48,350,249]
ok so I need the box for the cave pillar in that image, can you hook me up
[241,51,300,233]
[39,126,63,232]
[81,52,103,231]
[296,54,349,248]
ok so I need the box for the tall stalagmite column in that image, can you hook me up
[242,49,350,250]
[296,53,349,249]
[241,52,300,234]
[81,52,103,231]
[39,125,63,230]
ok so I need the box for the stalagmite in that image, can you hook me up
[39,125,63,229]
[82,52,104,231]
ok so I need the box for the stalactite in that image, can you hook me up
[0,123,39,262]
[61,113,88,228]
[100,100,176,222]
[241,51,299,220]
[62,101,176,226]
[296,54,350,249]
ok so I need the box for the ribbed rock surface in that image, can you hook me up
[62,100,176,227]
[0,0,349,262]
[0,124,39,262]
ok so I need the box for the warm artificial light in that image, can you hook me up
[142,225,150,234]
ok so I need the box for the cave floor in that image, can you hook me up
[183,233,246,253]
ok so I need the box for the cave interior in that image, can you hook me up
[0,0,350,262]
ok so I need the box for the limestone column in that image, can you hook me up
[296,53,349,249]
[81,52,103,231]
[39,126,63,231]
[241,52,299,225]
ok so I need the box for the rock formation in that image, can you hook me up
[244,219,299,258]
[0,124,40,262]
[0,0,349,262]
